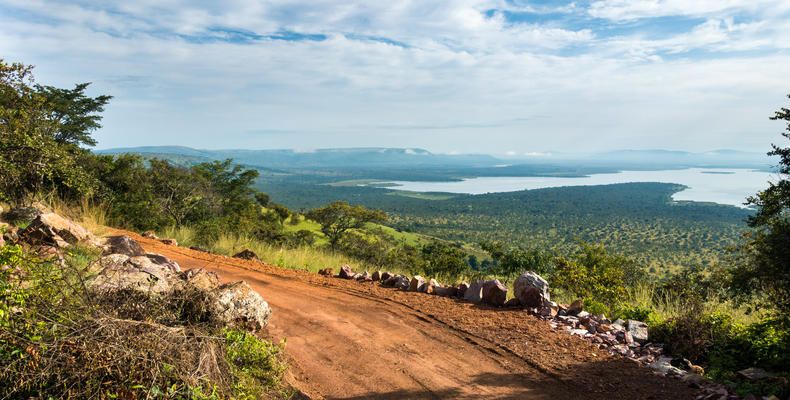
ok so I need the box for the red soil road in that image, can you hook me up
[118,230,699,400]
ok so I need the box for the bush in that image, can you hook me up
[0,245,288,399]
[551,243,643,310]
[615,304,655,322]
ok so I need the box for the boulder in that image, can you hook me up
[381,274,407,289]
[432,286,458,297]
[159,238,178,246]
[103,235,146,257]
[626,320,649,344]
[567,299,584,316]
[425,278,440,294]
[233,249,259,261]
[318,268,334,276]
[19,213,93,248]
[142,230,159,239]
[456,282,469,298]
[183,268,221,291]
[464,281,484,304]
[96,253,130,269]
[126,254,183,275]
[389,275,411,290]
[339,265,355,279]
[91,257,176,295]
[481,279,508,306]
[504,298,521,308]
[212,281,272,331]
[513,272,550,307]
[409,275,426,292]
[539,304,558,317]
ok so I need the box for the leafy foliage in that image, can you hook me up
[551,243,644,308]
[0,245,288,399]
[734,94,790,317]
[306,201,387,250]
[0,60,108,205]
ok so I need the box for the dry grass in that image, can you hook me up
[162,226,373,274]
[0,245,288,399]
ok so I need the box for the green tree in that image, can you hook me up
[149,159,206,227]
[734,95,790,316]
[306,201,387,250]
[35,83,111,147]
[481,241,553,282]
[192,159,259,217]
[0,60,108,205]
[255,192,271,207]
[421,242,469,281]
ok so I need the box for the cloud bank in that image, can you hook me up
[1,0,788,154]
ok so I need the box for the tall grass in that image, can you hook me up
[42,197,109,236]
[161,226,366,274]
[624,283,762,325]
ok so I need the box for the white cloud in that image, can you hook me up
[0,0,787,154]
[587,0,786,21]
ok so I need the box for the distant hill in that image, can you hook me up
[98,146,773,171]
[98,146,502,169]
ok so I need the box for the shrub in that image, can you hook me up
[615,304,655,322]
[0,245,288,399]
[551,243,643,310]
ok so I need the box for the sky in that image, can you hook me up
[1,0,789,155]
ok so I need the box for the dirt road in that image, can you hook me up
[122,231,698,400]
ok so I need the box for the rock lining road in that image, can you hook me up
[121,230,698,400]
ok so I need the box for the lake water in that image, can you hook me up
[380,168,778,208]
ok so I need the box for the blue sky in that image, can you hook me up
[1,0,789,155]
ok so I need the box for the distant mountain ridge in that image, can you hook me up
[98,146,500,169]
[98,146,772,170]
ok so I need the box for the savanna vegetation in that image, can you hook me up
[2,58,789,397]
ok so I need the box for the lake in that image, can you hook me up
[379,168,778,207]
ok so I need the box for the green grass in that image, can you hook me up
[161,226,368,274]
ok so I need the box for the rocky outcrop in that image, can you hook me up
[19,212,93,248]
[91,254,178,295]
[514,272,550,307]
[102,235,146,257]
[481,279,507,306]
[183,268,221,291]
[213,281,272,331]
[233,249,258,261]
